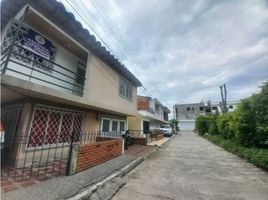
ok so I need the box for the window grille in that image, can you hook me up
[28,104,84,148]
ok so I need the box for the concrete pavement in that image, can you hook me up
[113,131,268,200]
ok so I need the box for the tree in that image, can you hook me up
[169,119,179,132]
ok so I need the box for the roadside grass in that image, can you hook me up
[203,134,268,171]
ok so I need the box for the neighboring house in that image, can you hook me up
[174,102,206,130]
[1,0,141,168]
[174,100,240,130]
[128,96,170,137]
[210,100,240,114]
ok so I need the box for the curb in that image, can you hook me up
[66,157,144,200]
[66,136,174,200]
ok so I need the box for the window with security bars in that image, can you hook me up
[27,105,84,148]
[1,22,56,72]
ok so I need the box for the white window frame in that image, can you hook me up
[100,117,126,132]
[119,78,132,101]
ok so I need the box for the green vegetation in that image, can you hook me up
[204,134,268,171]
[195,82,268,170]
[169,119,180,132]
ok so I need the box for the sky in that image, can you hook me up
[61,0,268,108]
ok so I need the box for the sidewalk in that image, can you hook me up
[147,136,173,147]
[1,139,170,200]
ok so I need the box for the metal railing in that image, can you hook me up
[0,130,124,181]
[127,129,164,142]
[1,44,86,96]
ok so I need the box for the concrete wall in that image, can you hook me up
[84,112,100,132]
[128,116,142,131]
[175,103,205,120]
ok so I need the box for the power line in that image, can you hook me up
[64,0,157,98]
[90,0,162,97]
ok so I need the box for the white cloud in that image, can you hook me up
[61,0,268,109]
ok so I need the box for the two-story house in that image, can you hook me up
[128,96,170,137]
[1,0,141,168]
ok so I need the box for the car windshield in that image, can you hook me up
[160,125,170,128]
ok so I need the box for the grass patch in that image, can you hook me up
[203,134,268,171]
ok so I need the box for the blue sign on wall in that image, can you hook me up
[24,29,54,59]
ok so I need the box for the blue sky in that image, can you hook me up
[61,0,268,108]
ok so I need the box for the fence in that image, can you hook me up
[127,129,164,143]
[0,131,124,182]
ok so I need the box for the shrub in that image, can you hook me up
[195,115,212,135]
[216,113,235,139]
[204,134,268,171]
[235,98,257,147]
[208,116,219,135]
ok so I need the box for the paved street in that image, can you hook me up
[113,131,268,200]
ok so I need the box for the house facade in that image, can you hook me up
[128,96,170,137]
[174,102,206,130]
[1,0,141,169]
[174,100,240,130]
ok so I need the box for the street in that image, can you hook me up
[113,131,268,200]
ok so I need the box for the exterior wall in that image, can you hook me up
[1,8,87,95]
[137,96,149,110]
[1,6,138,117]
[175,103,205,120]
[150,120,162,130]
[84,112,99,132]
[132,137,147,145]
[86,55,137,116]
[127,116,142,131]
[76,139,122,173]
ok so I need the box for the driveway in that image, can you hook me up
[113,131,268,200]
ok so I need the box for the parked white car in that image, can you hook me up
[160,125,173,137]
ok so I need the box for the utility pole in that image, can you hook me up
[219,83,228,113]
[173,105,176,133]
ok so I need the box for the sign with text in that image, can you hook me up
[24,29,54,59]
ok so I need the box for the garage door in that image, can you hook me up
[179,120,195,130]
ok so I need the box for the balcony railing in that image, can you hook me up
[1,43,86,96]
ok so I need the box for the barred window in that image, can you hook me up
[27,105,84,148]
[119,79,132,100]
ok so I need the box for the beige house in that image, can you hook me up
[128,96,170,137]
[1,0,141,167]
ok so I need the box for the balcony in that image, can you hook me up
[1,22,86,96]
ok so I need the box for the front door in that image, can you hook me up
[143,121,150,134]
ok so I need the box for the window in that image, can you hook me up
[119,79,132,100]
[192,107,194,111]
[101,118,126,132]
[102,119,110,132]
[120,121,125,131]
[200,107,204,111]
[212,107,217,110]
[112,121,118,131]
[229,105,233,109]
[76,62,86,85]
[187,107,190,111]
[28,104,84,148]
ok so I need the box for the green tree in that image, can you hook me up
[195,115,212,135]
